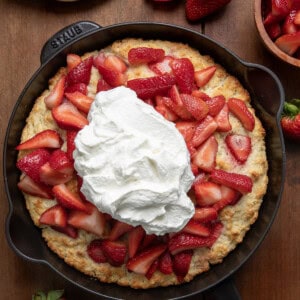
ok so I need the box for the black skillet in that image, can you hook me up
[4,21,286,299]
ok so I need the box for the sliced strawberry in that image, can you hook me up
[140,234,158,250]
[194,66,217,88]
[96,79,112,92]
[175,121,197,142]
[87,239,108,263]
[49,149,74,175]
[108,220,134,241]
[191,90,212,101]
[192,172,207,187]
[181,219,210,237]
[192,207,218,222]
[65,56,93,86]
[155,97,178,122]
[210,169,253,194]
[52,224,78,238]
[39,162,73,185]
[214,103,232,132]
[170,58,195,94]
[97,63,127,87]
[145,259,159,280]
[209,221,224,244]
[52,183,88,212]
[66,53,81,71]
[194,181,222,206]
[65,91,93,114]
[64,82,88,95]
[103,55,127,73]
[186,141,197,157]
[265,22,282,40]
[101,240,127,266]
[16,149,51,183]
[148,55,175,75]
[17,174,52,199]
[191,115,218,147]
[206,95,226,116]
[128,47,165,65]
[39,204,67,227]
[227,98,255,131]
[126,244,167,275]
[225,134,252,163]
[263,0,292,25]
[127,74,176,99]
[16,129,62,150]
[213,185,242,212]
[282,10,298,34]
[192,135,218,172]
[180,94,209,121]
[66,130,77,161]
[294,9,300,24]
[68,202,106,236]
[128,226,145,258]
[172,250,193,281]
[44,75,66,109]
[52,101,88,131]
[158,251,173,274]
[275,31,300,55]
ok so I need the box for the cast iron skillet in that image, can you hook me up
[4,21,285,299]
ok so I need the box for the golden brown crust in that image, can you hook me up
[18,38,268,289]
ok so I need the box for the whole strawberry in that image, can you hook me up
[281,99,300,141]
[185,0,232,21]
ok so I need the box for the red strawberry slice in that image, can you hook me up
[97,63,127,87]
[227,98,255,131]
[16,129,62,150]
[17,174,52,199]
[68,202,106,236]
[181,219,210,237]
[225,134,252,163]
[172,250,193,281]
[194,65,217,87]
[175,121,197,143]
[206,95,226,117]
[180,94,209,121]
[39,162,73,186]
[128,226,145,258]
[16,149,51,183]
[39,204,67,227]
[185,0,231,21]
[158,251,173,274]
[155,96,179,121]
[128,47,165,65]
[52,183,88,212]
[126,244,167,275]
[210,169,253,194]
[49,149,74,175]
[52,101,88,131]
[170,58,195,94]
[66,130,77,161]
[103,55,127,73]
[191,90,211,101]
[214,103,232,132]
[192,135,218,172]
[194,181,222,206]
[87,239,108,263]
[264,0,292,25]
[64,82,88,95]
[66,53,81,71]
[52,224,78,239]
[44,75,66,109]
[192,207,218,222]
[108,220,134,241]
[265,22,282,40]
[149,56,175,75]
[96,79,112,92]
[101,240,127,266]
[65,91,94,114]
[140,234,158,250]
[127,74,176,99]
[145,260,159,280]
[66,56,93,86]
[275,31,300,55]
[294,9,300,24]
[282,10,298,34]
[213,185,242,212]
[191,115,218,147]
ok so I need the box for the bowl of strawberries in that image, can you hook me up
[254,0,300,67]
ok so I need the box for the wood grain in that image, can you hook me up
[0,0,299,299]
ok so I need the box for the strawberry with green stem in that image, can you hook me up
[281,99,300,141]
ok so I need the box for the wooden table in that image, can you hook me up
[0,0,299,299]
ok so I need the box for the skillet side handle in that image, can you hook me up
[202,277,241,300]
[40,21,101,64]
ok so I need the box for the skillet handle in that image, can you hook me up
[202,277,241,300]
[40,21,101,64]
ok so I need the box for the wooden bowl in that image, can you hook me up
[254,0,300,68]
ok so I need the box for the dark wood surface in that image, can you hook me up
[0,0,299,299]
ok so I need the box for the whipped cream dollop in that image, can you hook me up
[73,86,195,235]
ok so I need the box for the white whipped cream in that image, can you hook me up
[73,86,195,235]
